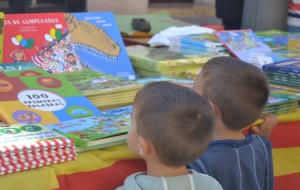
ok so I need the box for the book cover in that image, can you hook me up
[262,59,300,74]
[0,12,4,62]
[46,106,132,148]
[3,13,82,73]
[65,12,135,80]
[127,45,213,72]
[0,70,101,125]
[0,123,68,151]
[61,69,141,95]
[257,30,289,50]
[217,29,287,67]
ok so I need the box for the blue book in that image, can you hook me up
[65,12,136,80]
[262,59,300,74]
[217,30,288,68]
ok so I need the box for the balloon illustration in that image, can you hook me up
[11,37,20,46]
[44,25,64,42]
[20,39,28,47]
[16,34,23,42]
[11,34,34,48]
[55,24,63,29]
[44,34,53,42]
[50,28,56,39]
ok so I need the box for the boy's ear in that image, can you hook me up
[208,101,216,113]
[209,101,222,117]
[138,136,152,156]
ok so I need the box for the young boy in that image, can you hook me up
[189,57,275,190]
[117,81,223,190]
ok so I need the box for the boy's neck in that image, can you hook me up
[213,120,245,141]
[145,159,189,177]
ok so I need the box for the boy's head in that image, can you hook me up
[128,81,214,167]
[194,57,269,131]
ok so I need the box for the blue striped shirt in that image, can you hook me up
[188,135,274,190]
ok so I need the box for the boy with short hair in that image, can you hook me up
[189,57,275,190]
[117,81,223,190]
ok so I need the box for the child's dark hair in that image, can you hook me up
[195,57,269,131]
[134,81,214,167]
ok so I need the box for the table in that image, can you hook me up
[0,121,300,190]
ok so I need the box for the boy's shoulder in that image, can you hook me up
[188,135,272,172]
[188,135,273,190]
[117,170,223,190]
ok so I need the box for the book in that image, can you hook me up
[127,45,217,78]
[3,13,82,73]
[61,69,141,109]
[217,29,287,68]
[0,123,72,153]
[46,106,132,151]
[257,30,290,51]
[169,33,224,49]
[0,12,4,62]
[65,12,135,80]
[0,123,76,176]
[0,69,101,125]
[262,59,300,74]
[264,90,300,115]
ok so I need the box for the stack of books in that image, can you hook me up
[46,106,132,152]
[168,33,227,56]
[61,70,142,110]
[262,59,300,90]
[264,90,300,115]
[127,45,220,79]
[0,123,76,175]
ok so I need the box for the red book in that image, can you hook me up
[3,13,81,73]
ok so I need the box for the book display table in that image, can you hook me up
[0,121,298,190]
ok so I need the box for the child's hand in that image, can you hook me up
[251,114,278,139]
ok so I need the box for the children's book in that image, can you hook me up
[3,13,82,73]
[217,30,288,68]
[0,123,76,176]
[61,69,141,95]
[46,106,132,151]
[262,59,300,74]
[264,90,300,114]
[257,30,290,50]
[0,69,101,125]
[0,123,69,152]
[65,12,136,80]
[0,12,4,62]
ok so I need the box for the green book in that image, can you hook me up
[46,106,132,151]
